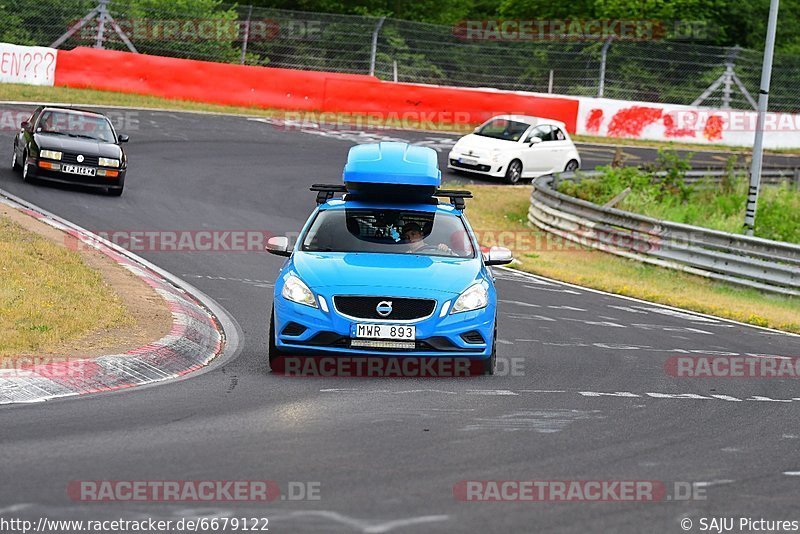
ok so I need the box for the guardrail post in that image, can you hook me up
[369,16,386,77]
[794,167,800,191]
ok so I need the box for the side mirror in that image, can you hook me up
[266,236,292,257]
[20,121,29,130]
[483,246,513,266]
[528,137,543,146]
[118,134,129,143]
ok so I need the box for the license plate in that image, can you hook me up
[63,164,96,176]
[355,324,416,340]
[459,157,478,166]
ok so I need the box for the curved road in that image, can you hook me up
[1,107,799,533]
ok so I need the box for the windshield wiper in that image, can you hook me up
[39,130,68,136]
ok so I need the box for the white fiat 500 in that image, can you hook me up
[447,115,581,184]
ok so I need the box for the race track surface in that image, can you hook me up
[1,108,799,533]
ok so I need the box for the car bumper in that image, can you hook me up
[27,160,126,189]
[447,151,506,177]
[274,294,495,360]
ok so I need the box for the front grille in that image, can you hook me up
[450,159,491,172]
[333,296,436,320]
[62,153,99,166]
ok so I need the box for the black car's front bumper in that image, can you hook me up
[26,159,125,190]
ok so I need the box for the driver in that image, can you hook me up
[401,222,450,254]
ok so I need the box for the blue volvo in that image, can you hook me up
[266,142,513,374]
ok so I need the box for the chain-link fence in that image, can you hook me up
[6,0,800,113]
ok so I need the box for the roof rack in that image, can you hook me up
[310,183,347,204]
[434,189,473,211]
[310,184,473,210]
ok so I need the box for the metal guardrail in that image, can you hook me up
[528,170,800,296]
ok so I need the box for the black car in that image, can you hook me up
[12,106,129,196]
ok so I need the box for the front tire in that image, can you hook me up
[565,159,579,172]
[483,322,497,375]
[11,144,20,171]
[268,308,288,372]
[504,159,522,184]
[21,150,31,182]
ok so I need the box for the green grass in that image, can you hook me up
[559,163,800,243]
[0,214,130,356]
[469,185,799,333]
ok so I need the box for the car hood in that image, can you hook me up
[34,133,122,158]
[292,252,482,296]
[453,133,521,155]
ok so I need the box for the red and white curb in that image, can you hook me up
[0,191,232,405]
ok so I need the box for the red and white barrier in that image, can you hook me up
[576,96,800,149]
[0,43,57,86]
[3,43,800,148]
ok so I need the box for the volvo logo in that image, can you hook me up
[375,300,393,317]
[76,154,84,163]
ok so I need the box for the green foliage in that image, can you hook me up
[558,153,800,244]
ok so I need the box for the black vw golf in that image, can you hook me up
[12,106,129,196]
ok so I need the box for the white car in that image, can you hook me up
[447,115,581,184]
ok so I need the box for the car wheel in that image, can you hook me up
[21,150,30,182]
[268,307,288,372]
[565,159,579,172]
[483,322,497,375]
[504,159,522,184]
[11,144,20,171]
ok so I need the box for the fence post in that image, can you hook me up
[369,16,386,76]
[240,5,253,64]
[548,69,554,93]
[94,0,108,49]
[597,36,613,98]
[392,60,398,82]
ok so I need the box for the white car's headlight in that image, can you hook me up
[39,150,62,160]
[451,283,488,314]
[282,273,317,308]
[98,157,120,168]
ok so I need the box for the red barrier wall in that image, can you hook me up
[54,47,579,132]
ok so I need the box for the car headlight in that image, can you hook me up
[451,283,488,314]
[281,273,317,308]
[39,150,62,160]
[98,157,120,168]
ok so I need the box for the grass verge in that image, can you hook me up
[0,212,130,356]
[468,185,800,334]
[1,83,797,154]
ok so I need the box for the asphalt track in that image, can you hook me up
[1,106,799,533]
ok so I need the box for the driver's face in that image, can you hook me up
[404,230,422,242]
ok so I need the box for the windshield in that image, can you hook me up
[301,208,475,258]
[37,111,116,143]
[475,118,530,141]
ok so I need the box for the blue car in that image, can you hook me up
[266,142,513,375]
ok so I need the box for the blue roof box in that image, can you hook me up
[343,142,441,196]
